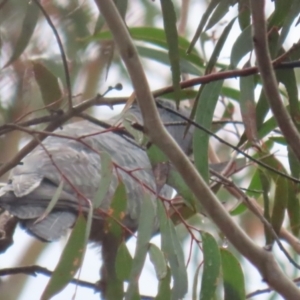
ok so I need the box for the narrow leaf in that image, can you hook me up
[125,194,156,300]
[271,177,288,238]
[32,61,63,111]
[35,181,64,224]
[93,151,114,208]
[230,25,253,68]
[193,80,224,182]
[239,65,258,145]
[158,201,188,300]
[220,249,246,300]
[106,182,127,238]
[199,231,221,300]
[155,267,171,300]
[187,0,220,54]
[205,0,236,31]
[4,2,39,67]
[160,0,181,106]
[206,18,236,75]
[116,242,133,281]
[42,213,87,300]
[149,243,168,280]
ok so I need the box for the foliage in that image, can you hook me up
[1,0,300,299]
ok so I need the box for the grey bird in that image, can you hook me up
[0,99,193,242]
[0,99,194,298]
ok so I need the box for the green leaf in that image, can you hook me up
[288,146,300,179]
[287,180,300,236]
[230,203,247,216]
[268,0,293,28]
[271,177,288,239]
[206,18,236,75]
[230,25,252,68]
[41,213,87,300]
[220,249,246,300]
[125,194,156,300]
[149,243,168,280]
[278,0,300,47]
[187,0,220,54]
[239,66,258,145]
[93,27,203,69]
[93,151,114,208]
[238,0,251,30]
[193,80,224,182]
[192,263,202,300]
[167,166,197,210]
[106,182,127,238]
[199,231,221,300]
[276,68,300,122]
[205,0,237,31]
[137,46,201,75]
[155,267,171,300]
[160,0,181,105]
[32,61,63,111]
[4,2,39,67]
[34,181,64,224]
[116,242,133,281]
[158,201,188,300]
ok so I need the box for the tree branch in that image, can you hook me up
[95,0,300,298]
[250,0,300,162]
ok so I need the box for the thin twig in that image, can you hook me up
[155,102,300,184]
[211,169,300,269]
[32,0,73,111]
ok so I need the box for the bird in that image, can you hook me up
[0,99,194,298]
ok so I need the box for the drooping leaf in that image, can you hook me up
[32,61,63,111]
[287,180,300,237]
[239,65,258,145]
[93,151,114,208]
[41,213,87,300]
[220,249,246,300]
[268,0,294,28]
[93,27,203,69]
[206,18,236,75]
[34,181,64,223]
[238,0,251,30]
[106,182,127,238]
[276,67,300,124]
[205,0,237,31]
[199,231,221,300]
[137,45,201,75]
[278,0,300,47]
[116,242,133,281]
[155,267,171,300]
[125,194,156,300]
[158,201,188,300]
[271,177,288,241]
[4,1,39,67]
[187,0,220,54]
[193,80,224,182]
[147,144,197,210]
[230,25,252,68]
[160,0,181,106]
[149,243,168,280]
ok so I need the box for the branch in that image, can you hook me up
[0,265,97,290]
[250,0,300,162]
[95,0,300,298]
[0,265,154,300]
